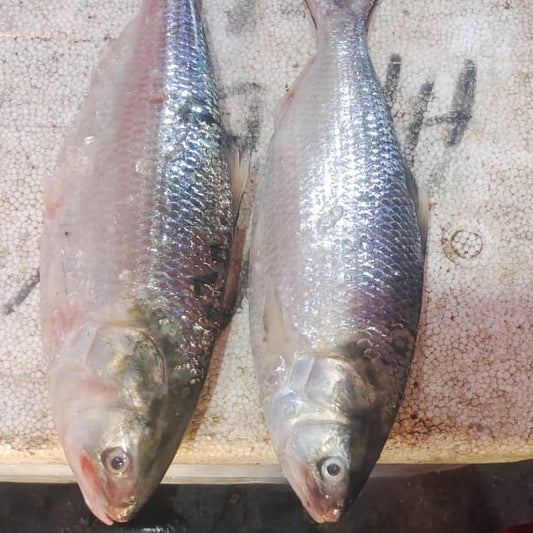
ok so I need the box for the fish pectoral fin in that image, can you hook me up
[262,284,293,360]
[405,167,429,254]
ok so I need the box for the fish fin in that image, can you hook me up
[306,0,376,26]
[274,57,316,127]
[228,143,250,213]
[220,141,249,320]
[220,226,247,322]
[417,182,429,254]
[405,167,429,254]
[263,284,293,359]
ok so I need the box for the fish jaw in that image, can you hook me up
[53,371,143,524]
[281,451,345,523]
[273,417,355,523]
[276,417,380,523]
[63,413,170,525]
[59,406,142,525]
[76,451,131,525]
[77,451,140,524]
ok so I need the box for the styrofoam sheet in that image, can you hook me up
[0,0,531,482]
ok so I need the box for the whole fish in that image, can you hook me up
[41,0,236,524]
[249,0,426,523]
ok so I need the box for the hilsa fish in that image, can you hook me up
[249,0,426,523]
[41,0,237,524]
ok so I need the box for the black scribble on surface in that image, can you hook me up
[2,270,40,316]
[240,94,263,154]
[424,60,477,146]
[447,60,477,146]
[225,0,256,35]
[384,53,402,108]
[220,83,264,155]
[218,81,262,100]
[404,81,435,167]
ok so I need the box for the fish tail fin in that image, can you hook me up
[306,0,377,26]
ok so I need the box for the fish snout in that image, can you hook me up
[105,498,138,523]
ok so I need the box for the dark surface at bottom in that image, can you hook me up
[1,461,532,533]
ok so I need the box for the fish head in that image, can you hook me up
[266,356,380,523]
[50,322,178,524]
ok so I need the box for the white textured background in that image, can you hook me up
[0,0,531,480]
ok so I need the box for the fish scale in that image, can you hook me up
[41,0,233,524]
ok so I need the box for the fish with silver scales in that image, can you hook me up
[249,0,427,524]
[40,0,238,524]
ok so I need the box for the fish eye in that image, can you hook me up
[102,447,130,476]
[319,456,347,481]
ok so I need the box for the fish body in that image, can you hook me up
[41,0,233,524]
[249,0,425,523]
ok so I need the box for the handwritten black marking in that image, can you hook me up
[424,60,477,146]
[2,270,40,316]
[447,60,477,146]
[241,95,263,153]
[218,81,262,100]
[404,81,435,167]
[384,54,402,109]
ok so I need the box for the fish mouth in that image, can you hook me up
[302,488,344,523]
[105,499,139,523]
[309,502,344,523]
[78,498,137,525]
[281,453,345,523]
[77,451,139,524]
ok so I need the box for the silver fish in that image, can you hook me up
[41,0,235,524]
[249,0,426,523]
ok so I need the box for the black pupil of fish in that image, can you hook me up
[327,463,341,476]
[111,455,125,471]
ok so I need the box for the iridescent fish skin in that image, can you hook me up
[41,0,233,524]
[249,0,425,523]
